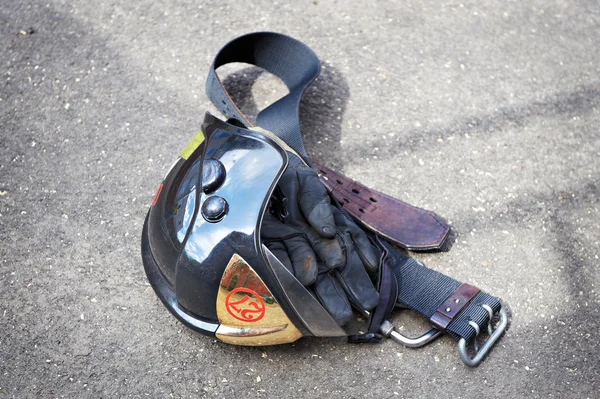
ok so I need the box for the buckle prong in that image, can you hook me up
[481,304,494,336]
[458,306,508,367]
[467,321,480,351]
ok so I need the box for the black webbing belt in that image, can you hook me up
[206,32,507,366]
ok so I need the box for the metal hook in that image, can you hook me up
[380,320,442,348]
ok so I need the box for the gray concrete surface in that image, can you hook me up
[1,0,599,397]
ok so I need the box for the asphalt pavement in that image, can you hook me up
[1,0,599,397]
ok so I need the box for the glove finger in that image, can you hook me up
[336,249,379,312]
[297,170,336,238]
[347,221,379,272]
[283,236,318,286]
[331,205,378,273]
[305,228,344,270]
[313,271,353,326]
[265,241,293,273]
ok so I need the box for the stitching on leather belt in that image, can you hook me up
[430,284,480,331]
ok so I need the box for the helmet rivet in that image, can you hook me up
[202,196,228,222]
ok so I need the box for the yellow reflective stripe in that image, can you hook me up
[179,130,205,160]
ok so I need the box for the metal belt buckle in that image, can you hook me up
[457,305,509,367]
[379,319,442,348]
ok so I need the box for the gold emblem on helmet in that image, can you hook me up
[215,254,303,345]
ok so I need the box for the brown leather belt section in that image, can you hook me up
[313,162,451,251]
[429,284,480,331]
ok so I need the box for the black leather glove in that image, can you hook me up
[261,157,379,325]
[312,205,379,324]
[261,157,342,286]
